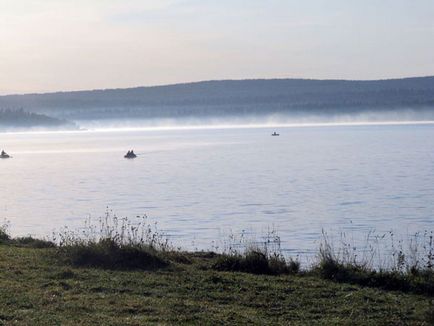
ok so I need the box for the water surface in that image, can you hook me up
[1,124,433,254]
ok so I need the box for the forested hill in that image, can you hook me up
[1,77,434,120]
[0,109,76,131]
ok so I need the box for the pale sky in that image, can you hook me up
[1,0,434,94]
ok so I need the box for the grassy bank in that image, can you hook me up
[0,242,433,325]
[1,217,434,324]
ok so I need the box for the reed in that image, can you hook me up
[315,229,434,295]
[212,228,300,275]
[54,210,170,270]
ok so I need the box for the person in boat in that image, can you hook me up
[1,150,10,158]
[125,150,137,158]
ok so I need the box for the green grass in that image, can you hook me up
[0,224,55,249]
[57,239,168,270]
[315,255,434,296]
[1,244,433,325]
[213,250,299,275]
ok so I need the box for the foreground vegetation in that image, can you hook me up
[1,217,434,324]
[1,244,433,325]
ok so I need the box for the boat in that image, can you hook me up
[0,150,10,159]
[271,132,280,136]
[124,150,137,159]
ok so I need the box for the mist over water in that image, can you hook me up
[1,123,434,255]
[75,110,434,131]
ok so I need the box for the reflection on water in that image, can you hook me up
[1,124,434,254]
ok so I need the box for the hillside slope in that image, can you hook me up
[1,77,434,121]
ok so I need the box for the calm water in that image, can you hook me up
[1,124,434,254]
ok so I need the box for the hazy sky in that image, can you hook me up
[1,0,434,94]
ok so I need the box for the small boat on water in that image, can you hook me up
[271,132,280,136]
[124,150,137,159]
[0,150,10,159]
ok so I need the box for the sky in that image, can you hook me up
[1,0,434,94]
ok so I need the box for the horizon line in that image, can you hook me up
[2,74,434,98]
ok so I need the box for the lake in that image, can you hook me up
[1,123,434,255]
